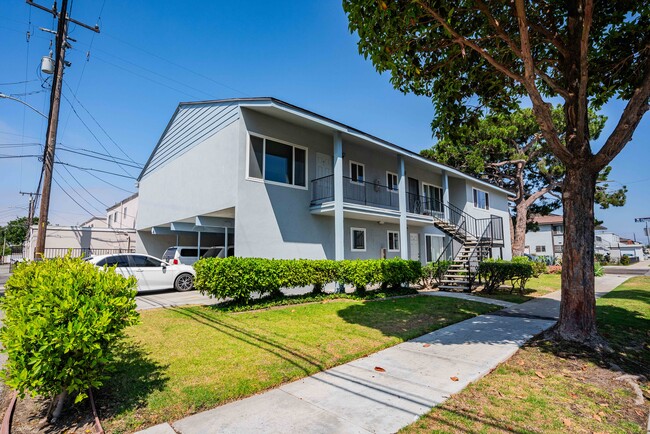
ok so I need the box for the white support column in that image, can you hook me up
[224,227,229,256]
[333,131,344,261]
[441,169,450,221]
[398,155,408,259]
[197,231,202,261]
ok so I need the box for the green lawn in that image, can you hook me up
[473,273,561,303]
[98,295,501,433]
[402,276,650,433]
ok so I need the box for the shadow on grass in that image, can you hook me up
[202,286,418,313]
[170,307,328,375]
[535,304,649,377]
[337,297,502,341]
[95,340,169,419]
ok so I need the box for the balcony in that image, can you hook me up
[310,175,444,219]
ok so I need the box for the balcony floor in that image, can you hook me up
[310,201,436,226]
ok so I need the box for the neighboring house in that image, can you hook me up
[595,230,645,262]
[106,193,138,229]
[23,225,136,260]
[80,216,108,228]
[135,98,512,289]
[524,214,564,259]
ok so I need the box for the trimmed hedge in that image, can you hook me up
[194,257,422,302]
[0,256,139,405]
[478,258,534,294]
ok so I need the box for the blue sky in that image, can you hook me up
[0,1,648,242]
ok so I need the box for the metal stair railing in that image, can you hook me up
[435,219,467,263]
[463,219,494,290]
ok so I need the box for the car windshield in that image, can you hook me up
[162,248,177,261]
[202,248,223,258]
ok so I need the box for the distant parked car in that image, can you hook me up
[86,253,195,292]
[162,245,234,265]
[202,245,235,259]
[162,246,210,265]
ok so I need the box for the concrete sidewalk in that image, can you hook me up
[138,274,629,434]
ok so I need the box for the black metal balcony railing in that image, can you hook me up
[311,175,400,210]
[310,174,504,245]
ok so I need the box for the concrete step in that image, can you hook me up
[438,285,470,291]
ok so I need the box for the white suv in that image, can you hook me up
[162,245,234,265]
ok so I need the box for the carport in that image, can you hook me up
[142,215,235,260]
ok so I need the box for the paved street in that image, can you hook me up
[603,259,650,276]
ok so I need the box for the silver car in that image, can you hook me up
[87,253,195,292]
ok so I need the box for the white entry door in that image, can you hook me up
[315,153,333,200]
[316,153,332,178]
[409,233,420,261]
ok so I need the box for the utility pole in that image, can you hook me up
[20,191,40,257]
[27,0,99,258]
[634,217,650,247]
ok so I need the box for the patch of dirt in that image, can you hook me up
[0,390,95,434]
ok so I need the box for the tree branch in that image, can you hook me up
[416,1,525,85]
[524,179,562,205]
[528,22,570,58]
[577,0,594,143]
[513,0,574,163]
[487,159,527,167]
[592,57,650,171]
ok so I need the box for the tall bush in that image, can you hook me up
[420,260,451,288]
[478,258,534,294]
[0,256,139,416]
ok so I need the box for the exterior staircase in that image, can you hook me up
[429,207,502,292]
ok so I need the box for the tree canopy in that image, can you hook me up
[421,104,626,255]
[344,0,649,345]
[1,217,37,246]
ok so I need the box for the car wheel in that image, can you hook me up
[174,273,194,292]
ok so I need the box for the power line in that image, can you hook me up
[84,170,134,194]
[52,175,94,216]
[55,160,137,179]
[60,92,136,177]
[55,159,108,210]
[57,147,143,169]
[0,79,39,85]
[61,82,139,165]
[103,32,250,97]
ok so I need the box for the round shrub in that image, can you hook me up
[620,255,630,265]
[0,256,139,403]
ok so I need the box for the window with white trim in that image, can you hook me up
[351,227,366,252]
[248,134,307,187]
[386,172,398,191]
[473,188,490,210]
[422,183,443,213]
[535,245,546,253]
[350,161,365,183]
[387,231,400,251]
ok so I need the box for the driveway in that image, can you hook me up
[603,259,650,276]
[136,290,217,310]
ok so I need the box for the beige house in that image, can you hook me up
[106,193,138,229]
[80,216,108,228]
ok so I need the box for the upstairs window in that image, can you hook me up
[386,172,398,191]
[350,161,365,184]
[473,188,490,210]
[248,134,307,187]
[536,245,546,253]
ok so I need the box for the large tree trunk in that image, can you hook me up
[511,200,528,257]
[552,165,602,345]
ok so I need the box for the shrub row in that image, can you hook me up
[478,258,534,294]
[194,257,422,302]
